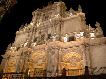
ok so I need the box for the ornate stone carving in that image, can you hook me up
[1,1,106,77]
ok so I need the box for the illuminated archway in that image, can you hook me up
[61,52,84,76]
[30,50,47,77]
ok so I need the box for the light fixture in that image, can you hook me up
[30,22,34,26]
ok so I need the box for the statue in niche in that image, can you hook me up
[95,22,103,37]
[36,31,45,45]
[41,34,45,44]
[51,33,58,41]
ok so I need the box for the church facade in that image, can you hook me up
[1,1,106,77]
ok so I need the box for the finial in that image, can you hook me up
[95,21,100,27]
[95,21,103,37]
[88,24,92,31]
[69,8,74,13]
[78,5,82,12]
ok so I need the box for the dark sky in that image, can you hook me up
[0,0,105,62]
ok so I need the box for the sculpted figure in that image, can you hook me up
[69,8,75,15]
[95,22,103,37]
[78,5,82,12]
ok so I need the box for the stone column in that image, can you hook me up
[83,43,91,74]
[46,46,59,77]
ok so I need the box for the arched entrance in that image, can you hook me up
[30,50,47,77]
[60,52,84,76]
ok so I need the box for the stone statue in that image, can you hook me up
[88,24,92,32]
[95,22,103,37]
[78,5,82,12]
[69,8,75,15]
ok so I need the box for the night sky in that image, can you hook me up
[0,0,105,62]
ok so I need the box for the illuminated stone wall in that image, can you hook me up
[1,1,106,77]
[89,38,106,74]
[31,41,85,77]
[62,13,86,35]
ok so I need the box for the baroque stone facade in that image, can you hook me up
[1,1,106,77]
